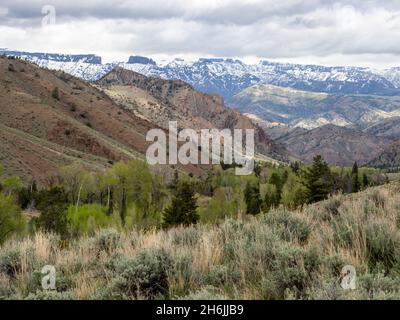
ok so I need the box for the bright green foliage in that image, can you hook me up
[99,168,119,216]
[112,162,130,225]
[302,155,333,204]
[269,172,284,201]
[0,193,25,244]
[111,160,156,225]
[1,176,23,196]
[244,181,262,215]
[261,183,280,212]
[126,160,153,216]
[60,163,93,206]
[67,204,115,236]
[199,187,241,223]
[163,181,199,228]
[281,174,308,210]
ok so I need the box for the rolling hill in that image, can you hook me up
[230,84,400,129]
[0,57,289,182]
[276,124,394,166]
[364,117,400,139]
[367,141,400,171]
[0,57,203,181]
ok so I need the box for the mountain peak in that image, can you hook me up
[0,50,102,64]
[127,55,156,65]
[2,50,400,99]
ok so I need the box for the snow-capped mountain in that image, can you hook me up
[0,50,102,64]
[121,57,400,98]
[2,50,400,99]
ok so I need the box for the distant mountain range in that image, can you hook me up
[2,50,400,99]
[2,49,400,169]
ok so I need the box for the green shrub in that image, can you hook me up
[94,229,121,254]
[368,190,386,209]
[323,197,342,218]
[0,275,13,298]
[222,243,236,262]
[332,217,359,248]
[25,290,73,300]
[218,219,244,243]
[305,278,344,300]
[0,193,25,244]
[171,227,200,246]
[68,204,114,236]
[112,248,172,299]
[169,252,196,295]
[0,250,21,278]
[178,286,227,300]
[364,199,379,217]
[359,273,400,299]
[259,275,280,300]
[326,255,348,276]
[303,247,322,274]
[265,211,311,244]
[206,265,229,287]
[366,222,399,272]
[271,246,321,298]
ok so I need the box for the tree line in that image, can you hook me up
[0,155,391,243]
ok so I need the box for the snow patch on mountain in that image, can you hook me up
[292,114,352,130]
[3,50,400,99]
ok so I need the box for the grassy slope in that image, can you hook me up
[0,57,206,181]
[1,182,400,300]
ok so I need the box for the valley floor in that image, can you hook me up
[1,183,400,300]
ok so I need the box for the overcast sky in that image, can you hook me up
[0,0,400,68]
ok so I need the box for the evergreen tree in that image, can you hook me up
[269,172,283,201]
[163,181,199,228]
[290,161,301,175]
[244,181,262,215]
[351,162,360,193]
[34,187,69,237]
[302,155,333,203]
[362,172,369,189]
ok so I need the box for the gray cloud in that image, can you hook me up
[0,0,399,68]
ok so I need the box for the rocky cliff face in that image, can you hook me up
[97,67,289,161]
